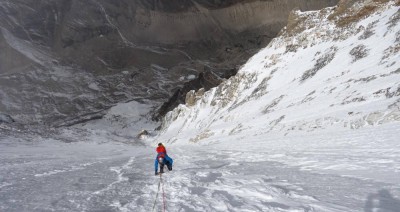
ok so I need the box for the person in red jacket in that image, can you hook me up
[155,143,173,175]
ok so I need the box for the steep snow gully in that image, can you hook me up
[1,0,400,212]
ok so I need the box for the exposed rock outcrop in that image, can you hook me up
[154,68,234,120]
[0,113,14,124]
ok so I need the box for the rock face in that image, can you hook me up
[158,0,400,143]
[0,0,339,126]
[0,113,14,124]
[154,68,235,120]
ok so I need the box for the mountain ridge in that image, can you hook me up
[158,0,400,144]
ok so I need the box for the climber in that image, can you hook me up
[155,143,173,175]
[156,142,167,154]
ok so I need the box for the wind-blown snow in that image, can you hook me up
[1,123,400,211]
[1,1,400,212]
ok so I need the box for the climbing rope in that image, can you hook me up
[152,176,161,212]
[161,174,167,212]
[152,174,167,212]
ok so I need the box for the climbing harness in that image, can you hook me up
[152,174,167,212]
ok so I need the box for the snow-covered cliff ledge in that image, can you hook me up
[158,0,400,144]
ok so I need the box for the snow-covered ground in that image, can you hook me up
[1,1,400,212]
[1,123,400,211]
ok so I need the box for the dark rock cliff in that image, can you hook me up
[0,0,339,126]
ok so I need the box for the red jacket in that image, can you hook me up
[156,146,167,154]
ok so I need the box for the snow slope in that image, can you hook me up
[159,1,400,144]
[1,124,399,211]
[1,1,400,212]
